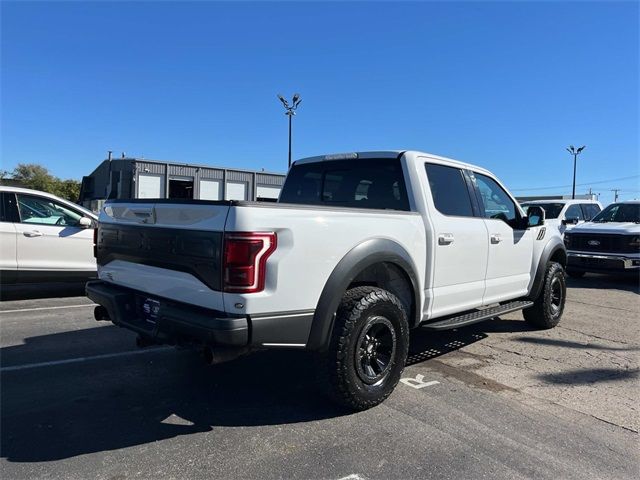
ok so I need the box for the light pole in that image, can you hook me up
[277,93,302,169]
[566,145,585,199]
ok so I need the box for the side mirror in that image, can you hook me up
[527,206,545,228]
[78,216,93,228]
[562,217,579,226]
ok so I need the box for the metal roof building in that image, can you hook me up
[79,155,286,212]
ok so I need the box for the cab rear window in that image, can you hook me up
[279,158,410,211]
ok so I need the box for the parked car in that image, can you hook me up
[564,200,640,277]
[87,150,567,410]
[521,199,602,236]
[0,186,98,284]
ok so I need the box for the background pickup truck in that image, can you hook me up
[87,150,567,410]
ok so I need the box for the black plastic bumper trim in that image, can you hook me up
[85,280,248,347]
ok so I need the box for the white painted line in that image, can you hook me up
[400,374,441,389]
[0,304,96,315]
[0,347,172,373]
[338,475,366,480]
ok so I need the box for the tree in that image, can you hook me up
[7,163,81,202]
[11,164,57,193]
[55,179,81,202]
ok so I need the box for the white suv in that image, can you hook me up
[0,186,98,284]
[521,199,602,236]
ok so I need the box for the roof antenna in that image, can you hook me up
[108,150,113,161]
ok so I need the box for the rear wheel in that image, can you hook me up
[524,262,566,329]
[318,286,409,410]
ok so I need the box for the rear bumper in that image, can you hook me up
[86,280,248,347]
[567,252,640,274]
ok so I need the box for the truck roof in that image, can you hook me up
[294,150,492,176]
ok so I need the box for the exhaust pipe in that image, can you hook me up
[94,305,110,321]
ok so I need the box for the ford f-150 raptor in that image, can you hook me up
[87,150,567,410]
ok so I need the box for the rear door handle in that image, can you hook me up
[438,233,455,245]
[490,234,502,244]
[23,231,44,237]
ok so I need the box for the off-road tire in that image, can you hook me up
[566,269,585,278]
[317,286,409,411]
[523,262,566,329]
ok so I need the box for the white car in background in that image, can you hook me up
[521,199,602,236]
[0,186,98,284]
[564,200,640,277]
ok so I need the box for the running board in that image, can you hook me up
[420,300,534,331]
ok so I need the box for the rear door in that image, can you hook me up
[14,193,95,272]
[425,163,489,318]
[471,172,533,304]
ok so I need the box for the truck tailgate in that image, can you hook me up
[96,201,230,310]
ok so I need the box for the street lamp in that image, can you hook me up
[566,145,585,199]
[277,93,302,169]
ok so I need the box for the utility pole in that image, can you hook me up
[566,145,586,199]
[611,188,620,202]
[277,93,302,169]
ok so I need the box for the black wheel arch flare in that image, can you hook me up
[307,238,421,351]
[527,237,567,301]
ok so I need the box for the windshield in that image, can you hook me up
[591,203,640,223]
[522,203,564,219]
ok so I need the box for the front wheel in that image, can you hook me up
[523,262,566,329]
[318,286,409,411]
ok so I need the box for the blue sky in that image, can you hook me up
[2,1,638,204]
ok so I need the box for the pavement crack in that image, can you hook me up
[556,326,632,346]
[567,299,638,314]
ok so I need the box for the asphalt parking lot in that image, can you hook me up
[1,275,638,480]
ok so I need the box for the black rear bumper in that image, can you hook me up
[86,281,248,347]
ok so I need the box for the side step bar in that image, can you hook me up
[421,300,534,331]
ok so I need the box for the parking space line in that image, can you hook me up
[0,304,96,315]
[0,347,172,373]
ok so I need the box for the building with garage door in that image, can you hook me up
[79,154,286,212]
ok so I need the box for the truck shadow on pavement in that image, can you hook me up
[0,317,540,463]
[0,282,87,301]
[407,318,533,365]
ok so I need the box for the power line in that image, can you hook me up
[511,174,640,192]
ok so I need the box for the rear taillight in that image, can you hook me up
[223,232,277,293]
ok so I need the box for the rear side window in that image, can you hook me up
[279,158,410,211]
[425,164,474,217]
[565,204,585,221]
[582,204,601,220]
[522,203,564,219]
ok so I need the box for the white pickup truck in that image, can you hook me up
[87,150,567,410]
